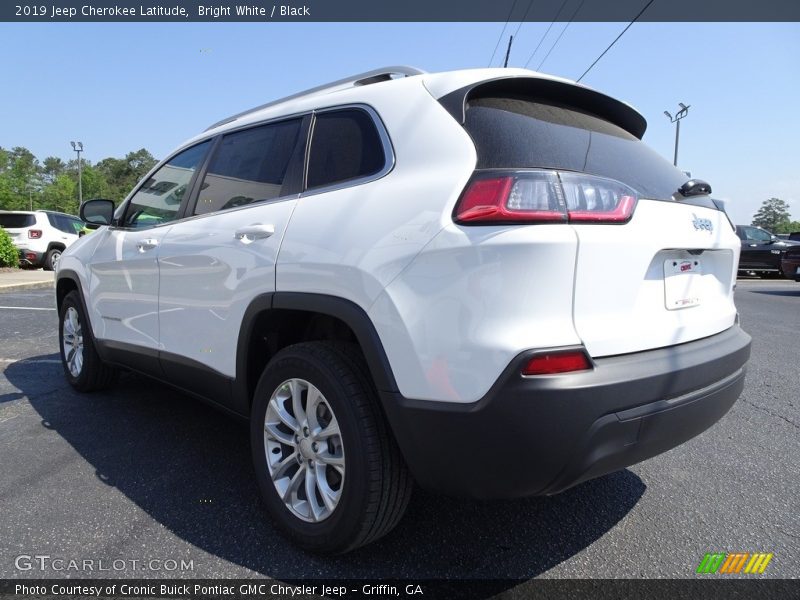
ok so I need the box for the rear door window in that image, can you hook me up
[306,108,386,190]
[193,118,304,215]
[464,97,687,201]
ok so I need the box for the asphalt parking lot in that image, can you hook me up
[0,280,797,583]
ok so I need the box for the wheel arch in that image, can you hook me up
[55,270,101,348]
[234,292,399,413]
[55,270,81,313]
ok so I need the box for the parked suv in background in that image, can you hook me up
[0,210,84,270]
[735,224,800,277]
[56,67,751,553]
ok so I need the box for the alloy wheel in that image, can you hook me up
[263,378,345,522]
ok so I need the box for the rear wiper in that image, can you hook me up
[677,179,712,198]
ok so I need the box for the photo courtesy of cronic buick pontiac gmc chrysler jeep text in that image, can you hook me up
[55,67,752,553]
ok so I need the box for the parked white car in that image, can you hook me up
[55,66,751,553]
[0,210,84,270]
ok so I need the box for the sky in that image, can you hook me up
[0,21,798,225]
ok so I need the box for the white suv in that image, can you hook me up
[0,210,84,270]
[55,67,751,553]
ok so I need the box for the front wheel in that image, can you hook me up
[251,342,412,553]
[58,291,117,391]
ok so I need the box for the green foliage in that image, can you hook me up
[775,220,800,235]
[96,148,157,202]
[0,145,158,214]
[0,227,18,268]
[751,198,791,233]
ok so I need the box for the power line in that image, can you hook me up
[576,0,656,82]
[523,0,570,69]
[488,0,519,67]
[536,0,587,71]
[509,0,537,45]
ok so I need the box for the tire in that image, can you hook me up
[251,341,412,554]
[44,248,62,271]
[58,291,117,392]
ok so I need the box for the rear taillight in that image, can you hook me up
[522,350,592,376]
[28,229,42,239]
[454,170,638,225]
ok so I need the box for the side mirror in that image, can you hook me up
[80,199,115,227]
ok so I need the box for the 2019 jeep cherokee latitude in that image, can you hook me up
[55,66,751,554]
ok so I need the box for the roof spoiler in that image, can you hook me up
[437,76,647,139]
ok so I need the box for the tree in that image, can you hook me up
[41,156,66,185]
[96,148,157,202]
[0,146,157,214]
[776,220,800,234]
[751,198,791,233]
[0,146,42,210]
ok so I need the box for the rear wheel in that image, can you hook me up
[44,248,62,271]
[251,342,412,553]
[58,291,117,391]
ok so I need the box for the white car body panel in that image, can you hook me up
[87,226,173,349]
[571,200,739,357]
[370,224,581,402]
[157,200,297,376]
[277,78,475,308]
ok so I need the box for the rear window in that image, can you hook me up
[0,214,35,228]
[465,97,687,201]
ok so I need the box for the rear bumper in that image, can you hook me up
[17,248,44,267]
[381,325,751,499]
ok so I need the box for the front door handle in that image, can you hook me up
[235,224,275,244]
[136,239,159,252]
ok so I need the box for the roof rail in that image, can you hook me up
[205,66,426,131]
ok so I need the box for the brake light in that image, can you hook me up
[28,229,42,239]
[455,173,566,223]
[454,170,638,225]
[522,350,592,376]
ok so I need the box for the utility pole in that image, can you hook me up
[663,104,689,167]
[70,141,84,205]
[503,35,513,68]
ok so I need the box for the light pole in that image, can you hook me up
[70,141,83,205]
[663,103,689,167]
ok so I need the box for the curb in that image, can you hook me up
[0,280,55,293]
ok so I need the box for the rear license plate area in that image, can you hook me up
[664,258,702,310]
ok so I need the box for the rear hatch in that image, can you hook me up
[454,78,739,357]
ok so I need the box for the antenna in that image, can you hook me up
[503,35,514,68]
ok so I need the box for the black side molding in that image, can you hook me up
[272,292,398,393]
[231,292,399,414]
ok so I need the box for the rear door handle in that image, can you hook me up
[235,224,275,243]
[136,239,159,252]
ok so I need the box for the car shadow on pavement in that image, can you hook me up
[6,356,645,595]
[750,289,800,297]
